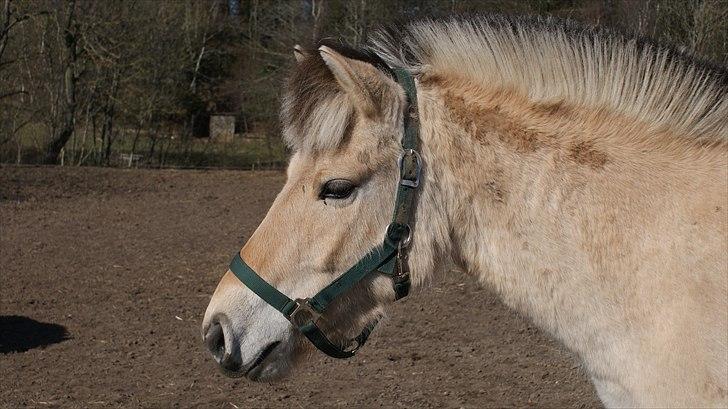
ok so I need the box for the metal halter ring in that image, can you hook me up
[386,222,412,248]
[398,224,412,249]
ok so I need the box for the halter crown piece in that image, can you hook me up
[228,67,421,358]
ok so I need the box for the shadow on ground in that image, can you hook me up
[0,315,70,353]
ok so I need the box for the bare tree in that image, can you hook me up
[2,0,725,167]
[42,0,79,164]
[0,0,31,99]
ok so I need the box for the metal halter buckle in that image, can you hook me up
[398,149,422,188]
[398,224,412,249]
[393,244,412,300]
[288,298,321,328]
[396,247,410,274]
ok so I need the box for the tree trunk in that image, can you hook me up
[44,106,75,163]
[102,105,116,166]
[43,0,78,164]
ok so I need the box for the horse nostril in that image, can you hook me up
[204,318,243,372]
[205,321,226,364]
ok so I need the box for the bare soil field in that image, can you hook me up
[0,166,600,408]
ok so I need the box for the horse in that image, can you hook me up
[202,15,728,407]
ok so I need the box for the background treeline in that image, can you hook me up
[1,0,726,168]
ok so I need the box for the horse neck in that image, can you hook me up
[406,65,728,406]
[414,67,726,350]
[412,72,663,353]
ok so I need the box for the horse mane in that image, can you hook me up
[368,15,728,139]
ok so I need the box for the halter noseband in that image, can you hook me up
[228,68,421,359]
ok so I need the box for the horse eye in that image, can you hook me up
[319,179,357,200]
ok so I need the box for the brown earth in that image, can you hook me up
[0,166,601,408]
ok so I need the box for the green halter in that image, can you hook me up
[228,68,421,359]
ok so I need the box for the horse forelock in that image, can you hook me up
[281,40,396,153]
[281,52,348,152]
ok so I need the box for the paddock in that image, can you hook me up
[0,166,600,408]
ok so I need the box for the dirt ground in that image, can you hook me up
[0,166,601,408]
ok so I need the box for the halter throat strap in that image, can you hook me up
[228,67,420,359]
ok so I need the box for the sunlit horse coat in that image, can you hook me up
[204,15,728,408]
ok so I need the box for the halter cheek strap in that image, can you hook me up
[228,67,420,359]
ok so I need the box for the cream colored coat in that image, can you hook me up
[204,16,727,408]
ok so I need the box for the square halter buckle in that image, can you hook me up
[287,298,322,328]
[397,149,422,188]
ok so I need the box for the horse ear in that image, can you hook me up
[318,45,392,118]
[293,44,307,62]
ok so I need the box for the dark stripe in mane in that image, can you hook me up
[283,13,727,150]
[283,39,394,143]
